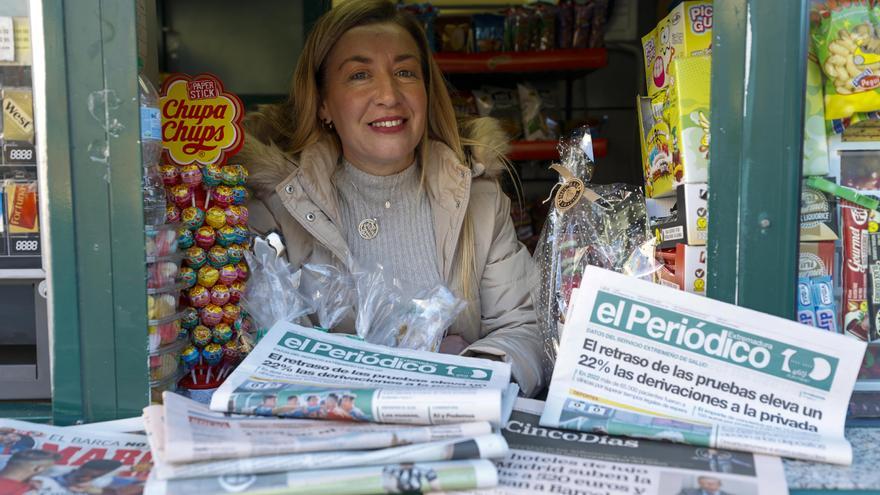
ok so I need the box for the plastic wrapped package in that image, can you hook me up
[146,252,184,289]
[352,264,466,351]
[532,128,659,380]
[147,286,181,321]
[241,236,315,337]
[145,223,180,258]
[299,262,356,331]
[149,339,186,382]
[148,311,186,352]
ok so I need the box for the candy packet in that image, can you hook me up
[532,127,660,379]
[300,262,357,331]
[812,0,880,120]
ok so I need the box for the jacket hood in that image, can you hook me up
[241,116,510,199]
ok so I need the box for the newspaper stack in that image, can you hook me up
[142,322,519,494]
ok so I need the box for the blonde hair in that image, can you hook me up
[247,0,487,299]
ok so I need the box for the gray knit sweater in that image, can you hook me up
[334,160,442,292]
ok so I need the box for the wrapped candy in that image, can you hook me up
[226,244,243,264]
[179,164,203,187]
[200,304,224,327]
[224,205,243,226]
[205,206,227,229]
[166,205,181,223]
[182,206,206,231]
[169,184,193,207]
[216,226,237,247]
[228,280,245,303]
[219,264,238,285]
[184,246,207,269]
[207,245,229,268]
[212,185,234,207]
[221,303,241,325]
[197,265,220,288]
[532,128,658,379]
[236,261,249,281]
[160,163,180,186]
[181,306,200,330]
[181,345,200,368]
[212,322,233,344]
[238,205,249,225]
[178,266,197,288]
[203,343,223,365]
[195,226,216,250]
[233,225,249,246]
[203,163,224,187]
[231,185,249,205]
[177,228,195,250]
[192,325,213,347]
[210,284,231,306]
[188,285,210,308]
[221,164,243,186]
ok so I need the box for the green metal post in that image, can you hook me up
[37,0,148,424]
[707,0,808,319]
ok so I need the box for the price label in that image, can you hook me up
[4,141,35,164]
[8,233,38,256]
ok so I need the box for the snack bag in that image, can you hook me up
[518,83,552,140]
[473,13,505,52]
[812,1,880,119]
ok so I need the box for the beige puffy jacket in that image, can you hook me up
[242,119,544,396]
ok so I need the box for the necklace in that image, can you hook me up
[343,168,403,241]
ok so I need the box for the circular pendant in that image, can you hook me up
[358,218,379,240]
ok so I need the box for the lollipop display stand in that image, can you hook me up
[157,73,252,403]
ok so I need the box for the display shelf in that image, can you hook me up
[508,138,607,162]
[0,268,45,279]
[434,48,607,74]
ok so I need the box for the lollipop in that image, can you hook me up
[188,285,210,308]
[166,205,181,223]
[219,264,239,285]
[212,186,234,208]
[181,306,200,330]
[212,322,233,344]
[224,205,242,226]
[203,343,223,365]
[177,228,195,250]
[160,163,180,186]
[207,245,229,268]
[181,206,206,231]
[192,325,213,347]
[200,304,224,327]
[216,225,237,247]
[205,206,227,229]
[226,244,243,264]
[197,265,220,288]
[236,261,250,281]
[178,266,197,289]
[228,280,245,303]
[221,165,243,186]
[169,184,193,207]
[231,185,249,205]
[233,225,250,245]
[238,205,249,224]
[210,284,231,306]
[179,164,203,187]
[184,246,207,269]
[222,303,241,325]
[181,345,200,368]
[195,226,216,250]
[203,163,224,187]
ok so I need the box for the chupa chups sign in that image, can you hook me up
[160,73,244,165]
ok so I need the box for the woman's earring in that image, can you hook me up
[323,119,334,130]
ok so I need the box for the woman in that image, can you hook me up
[242,0,543,396]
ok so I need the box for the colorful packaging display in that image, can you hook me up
[641,1,713,97]
[636,92,674,198]
[799,241,835,279]
[655,183,708,248]
[800,180,839,241]
[657,244,707,296]
[663,55,711,191]
[4,180,37,234]
[841,200,876,341]
[798,278,817,327]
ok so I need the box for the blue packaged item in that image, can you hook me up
[473,14,505,53]
[811,275,838,332]
[797,277,816,327]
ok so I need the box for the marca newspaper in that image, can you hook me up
[542,267,866,465]
[144,392,505,479]
[450,398,787,495]
[211,322,512,425]
[0,418,151,495]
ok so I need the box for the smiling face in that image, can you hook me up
[318,23,427,176]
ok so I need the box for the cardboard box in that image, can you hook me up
[637,93,675,198]
[800,180,838,242]
[655,244,707,296]
[663,55,711,190]
[641,1,713,97]
[799,241,835,278]
[655,183,708,248]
